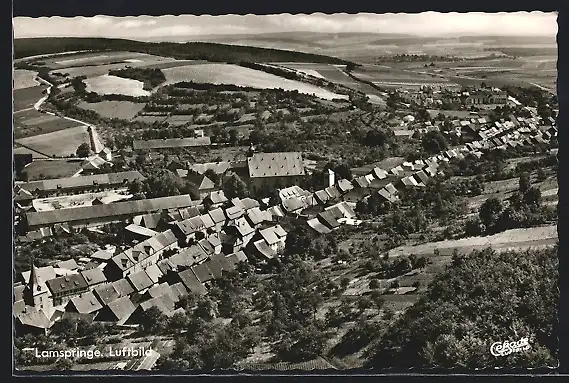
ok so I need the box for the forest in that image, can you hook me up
[13,37,354,65]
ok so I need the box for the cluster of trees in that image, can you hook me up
[108,67,166,90]
[141,126,197,140]
[367,246,558,368]
[128,169,198,199]
[470,173,556,236]
[239,61,302,81]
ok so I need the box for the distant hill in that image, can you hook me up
[13,37,354,65]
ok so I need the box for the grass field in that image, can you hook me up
[15,125,91,157]
[13,69,39,90]
[14,109,83,139]
[163,115,195,126]
[13,86,47,111]
[387,225,557,258]
[13,145,49,160]
[43,51,175,69]
[84,75,151,97]
[161,63,349,101]
[21,160,83,180]
[77,100,146,120]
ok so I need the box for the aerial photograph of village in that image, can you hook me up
[12,12,559,372]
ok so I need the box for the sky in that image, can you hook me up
[13,12,557,40]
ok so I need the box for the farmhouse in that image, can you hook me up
[19,171,144,197]
[247,152,307,194]
[133,137,212,151]
[25,194,195,230]
[186,172,217,199]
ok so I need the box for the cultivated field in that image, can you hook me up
[161,63,349,101]
[32,189,132,211]
[13,145,49,160]
[15,125,91,157]
[20,159,83,180]
[42,51,176,70]
[13,86,47,111]
[14,109,83,139]
[277,63,383,95]
[77,100,146,120]
[13,69,39,90]
[387,225,558,258]
[84,75,151,97]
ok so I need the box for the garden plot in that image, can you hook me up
[32,189,132,212]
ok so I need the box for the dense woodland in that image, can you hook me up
[107,68,166,91]
[14,37,353,65]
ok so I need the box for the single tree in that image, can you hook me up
[222,173,249,199]
[76,143,91,158]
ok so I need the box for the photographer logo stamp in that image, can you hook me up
[490,337,531,357]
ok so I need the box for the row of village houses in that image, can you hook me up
[13,109,557,334]
[397,87,510,108]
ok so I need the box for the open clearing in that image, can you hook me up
[21,160,83,180]
[161,63,349,101]
[13,69,39,90]
[77,100,146,120]
[15,125,91,157]
[43,51,176,69]
[387,225,557,257]
[13,145,49,160]
[14,109,83,139]
[13,86,47,111]
[32,189,132,211]
[84,75,150,97]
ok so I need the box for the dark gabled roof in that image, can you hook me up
[27,195,195,227]
[384,183,398,195]
[46,273,88,295]
[199,214,215,229]
[413,170,431,184]
[317,211,341,229]
[179,206,202,220]
[126,270,154,292]
[337,179,354,193]
[191,263,215,283]
[68,292,103,314]
[144,264,164,284]
[371,167,388,180]
[208,208,226,224]
[314,190,330,204]
[178,269,207,295]
[228,217,255,237]
[139,293,177,316]
[225,206,245,220]
[112,278,135,297]
[146,282,176,300]
[80,268,107,287]
[226,250,248,266]
[210,253,235,273]
[156,259,177,275]
[198,238,216,256]
[204,259,223,279]
[247,152,305,178]
[281,197,306,213]
[252,239,277,259]
[16,308,52,329]
[206,190,228,205]
[325,206,344,220]
[169,282,189,301]
[20,171,144,193]
[241,198,260,211]
[185,245,210,264]
[327,202,356,220]
[55,259,79,270]
[307,218,332,234]
[103,296,137,323]
[168,250,196,269]
[324,186,342,199]
[353,176,370,188]
[94,284,121,306]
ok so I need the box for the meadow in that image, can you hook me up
[42,51,175,70]
[15,125,91,157]
[77,100,146,120]
[161,63,349,101]
[20,159,83,180]
[84,75,151,97]
[13,69,39,90]
[13,86,47,111]
[14,108,82,139]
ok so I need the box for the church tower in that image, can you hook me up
[22,260,52,313]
